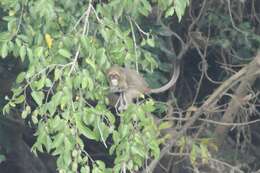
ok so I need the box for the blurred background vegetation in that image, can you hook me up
[0,0,259,173]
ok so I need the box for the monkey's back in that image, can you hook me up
[124,68,149,93]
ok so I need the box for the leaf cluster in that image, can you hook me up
[0,0,189,172]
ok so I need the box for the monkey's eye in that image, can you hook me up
[110,74,119,79]
[114,74,119,78]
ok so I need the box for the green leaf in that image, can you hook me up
[80,37,90,51]
[3,104,10,114]
[27,48,33,61]
[174,0,189,22]
[80,166,90,173]
[130,145,146,157]
[120,124,129,138]
[165,6,175,18]
[54,68,62,81]
[52,91,63,104]
[31,91,44,106]
[104,111,115,124]
[14,95,25,104]
[45,135,52,153]
[200,143,209,164]
[19,45,26,61]
[158,121,172,130]
[45,78,52,87]
[96,48,107,66]
[58,49,72,58]
[85,59,96,71]
[141,0,152,16]
[147,37,155,47]
[15,38,22,47]
[83,75,94,91]
[81,75,88,89]
[37,77,46,90]
[75,115,99,141]
[96,160,106,170]
[0,32,11,42]
[190,144,199,165]
[112,131,120,145]
[16,72,26,83]
[1,42,9,58]
[34,47,44,58]
[21,106,31,119]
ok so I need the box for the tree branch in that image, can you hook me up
[214,52,260,146]
[143,52,260,173]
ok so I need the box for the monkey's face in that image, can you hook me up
[109,73,119,87]
[107,65,127,93]
[107,68,120,86]
[107,72,122,93]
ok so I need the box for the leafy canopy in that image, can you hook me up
[0,0,189,172]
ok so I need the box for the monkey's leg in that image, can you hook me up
[118,88,140,111]
[119,89,141,111]
[117,92,128,112]
[114,95,120,109]
[114,94,123,113]
[121,92,128,110]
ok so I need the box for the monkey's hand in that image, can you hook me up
[115,92,128,113]
[110,87,126,93]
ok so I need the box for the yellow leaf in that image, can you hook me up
[45,33,53,48]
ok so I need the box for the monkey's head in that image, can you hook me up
[109,73,120,86]
[106,65,128,93]
[107,67,121,87]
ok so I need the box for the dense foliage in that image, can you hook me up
[0,0,189,172]
[1,0,260,173]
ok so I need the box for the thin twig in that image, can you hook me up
[131,18,149,37]
[227,0,248,35]
[15,3,24,35]
[168,152,244,173]
[128,16,139,72]
[165,116,260,126]
[69,1,92,76]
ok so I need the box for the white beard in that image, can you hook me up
[111,79,118,86]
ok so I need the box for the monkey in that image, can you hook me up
[107,92,128,112]
[106,61,180,110]
[106,65,128,93]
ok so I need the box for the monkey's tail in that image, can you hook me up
[149,60,180,94]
